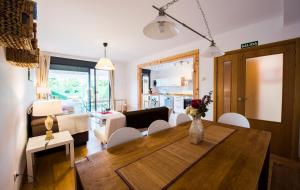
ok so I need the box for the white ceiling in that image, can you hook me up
[36,0,282,62]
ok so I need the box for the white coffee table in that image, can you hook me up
[26,131,74,182]
[90,111,121,126]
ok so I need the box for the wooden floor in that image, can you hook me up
[21,125,103,190]
[268,154,300,190]
[21,129,300,190]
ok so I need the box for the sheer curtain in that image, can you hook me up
[109,70,116,110]
[36,53,51,99]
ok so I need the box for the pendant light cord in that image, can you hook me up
[103,42,108,58]
[195,0,213,41]
[161,0,214,42]
[161,0,179,11]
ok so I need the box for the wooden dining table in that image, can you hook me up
[75,120,271,190]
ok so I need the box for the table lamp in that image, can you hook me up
[32,100,63,140]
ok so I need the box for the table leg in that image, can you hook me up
[70,141,74,167]
[32,153,35,166]
[65,144,70,155]
[258,146,270,190]
[26,152,33,182]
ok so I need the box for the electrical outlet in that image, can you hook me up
[13,174,17,182]
[13,173,21,182]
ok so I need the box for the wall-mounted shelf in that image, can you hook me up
[0,0,35,50]
[0,0,39,68]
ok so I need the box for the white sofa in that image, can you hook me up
[56,113,91,135]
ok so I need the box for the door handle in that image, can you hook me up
[238,97,247,101]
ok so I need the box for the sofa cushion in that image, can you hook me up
[31,117,58,126]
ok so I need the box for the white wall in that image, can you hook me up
[113,61,127,100]
[150,63,193,93]
[0,48,35,189]
[126,16,300,120]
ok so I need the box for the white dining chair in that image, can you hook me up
[175,113,191,125]
[148,120,171,135]
[218,112,250,128]
[106,127,142,149]
[168,113,176,127]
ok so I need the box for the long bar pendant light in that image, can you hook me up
[143,0,224,57]
[95,42,115,70]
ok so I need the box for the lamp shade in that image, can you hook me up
[143,15,180,40]
[202,42,225,58]
[32,100,63,116]
[95,57,115,70]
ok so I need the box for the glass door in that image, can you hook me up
[48,69,90,112]
[95,69,110,112]
[89,68,111,112]
[244,54,283,122]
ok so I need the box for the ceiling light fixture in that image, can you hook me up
[95,42,115,70]
[143,0,224,57]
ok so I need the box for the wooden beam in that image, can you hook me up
[192,51,199,99]
[213,57,218,122]
[137,68,142,109]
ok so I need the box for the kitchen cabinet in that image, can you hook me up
[143,95,160,109]
[159,95,166,107]
[174,96,184,113]
[156,77,181,87]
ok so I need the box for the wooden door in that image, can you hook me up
[216,54,239,119]
[216,41,297,158]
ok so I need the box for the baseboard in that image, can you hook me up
[16,149,27,190]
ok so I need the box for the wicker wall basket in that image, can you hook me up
[0,0,34,50]
[5,48,39,68]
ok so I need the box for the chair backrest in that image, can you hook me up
[175,113,191,125]
[148,120,171,135]
[168,113,176,127]
[218,113,250,128]
[107,127,142,149]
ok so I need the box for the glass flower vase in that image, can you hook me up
[189,117,204,144]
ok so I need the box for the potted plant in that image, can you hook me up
[186,91,213,144]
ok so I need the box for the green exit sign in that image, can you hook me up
[241,41,258,49]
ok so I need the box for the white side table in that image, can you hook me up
[26,131,74,182]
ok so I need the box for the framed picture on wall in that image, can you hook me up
[28,68,35,82]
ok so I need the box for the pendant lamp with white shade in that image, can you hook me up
[143,10,180,40]
[95,42,115,70]
[202,41,224,57]
[143,0,224,58]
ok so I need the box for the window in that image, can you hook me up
[48,70,89,112]
[90,69,111,112]
[48,63,111,113]
[245,54,283,122]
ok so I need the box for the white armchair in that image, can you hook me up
[94,112,126,144]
